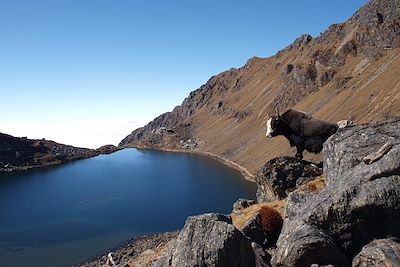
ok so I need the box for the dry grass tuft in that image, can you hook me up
[297,175,326,196]
[231,200,286,230]
[307,182,318,192]
[259,206,283,243]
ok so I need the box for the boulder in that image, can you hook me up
[251,242,272,267]
[352,239,400,267]
[237,205,283,249]
[232,198,257,214]
[289,34,313,50]
[241,214,268,248]
[352,0,400,48]
[156,213,255,267]
[272,120,400,266]
[283,177,325,220]
[256,157,322,202]
[272,222,349,267]
[323,119,400,183]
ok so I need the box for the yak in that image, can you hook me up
[265,109,339,159]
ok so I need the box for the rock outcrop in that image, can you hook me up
[240,206,283,249]
[232,198,257,214]
[350,0,400,49]
[77,232,179,267]
[352,239,400,267]
[96,144,121,155]
[271,119,400,266]
[0,132,117,174]
[156,213,256,267]
[323,119,400,182]
[241,214,269,248]
[256,157,322,202]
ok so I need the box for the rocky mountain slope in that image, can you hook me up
[120,0,400,176]
[0,133,119,174]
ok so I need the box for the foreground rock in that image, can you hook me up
[256,156,322,202]
[352,239,400,267]
[272,119,400,266]
[324,119,400,183]
[77,231,179,267]
[232,198,257,214]
[156,213,255,267]
[241,206,283,248]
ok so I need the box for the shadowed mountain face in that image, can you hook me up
[120,0,400,175]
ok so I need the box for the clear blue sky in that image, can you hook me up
[0,0,368,148]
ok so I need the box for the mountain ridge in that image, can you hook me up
[120,0,400,176]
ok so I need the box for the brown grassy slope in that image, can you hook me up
[192,50,400,173]
[120,0,400,176]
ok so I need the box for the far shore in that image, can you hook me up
[126,145,256,182]
[0,147,121,176]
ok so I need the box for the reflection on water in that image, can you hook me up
[0,221,108,247]
[0,148,256,267]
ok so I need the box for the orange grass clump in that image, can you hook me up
[259,206,283,244]
[307,183,318,192]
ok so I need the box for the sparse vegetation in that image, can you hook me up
[259,206,283,244]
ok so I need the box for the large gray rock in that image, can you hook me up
[272,222,349,267]
[232,198,257,214]
[240,206,283,249]
[352,239,400,267]
[241,214,268,248]
[272,120,400,267]
[156,213,255,267]
[252,242,272,267]
[256,157,322,202]
[324,119,400,183]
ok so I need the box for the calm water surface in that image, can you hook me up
[0,148,256,267]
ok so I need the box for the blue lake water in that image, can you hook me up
[0,148,256,267]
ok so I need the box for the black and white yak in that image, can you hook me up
[266,109,340,159]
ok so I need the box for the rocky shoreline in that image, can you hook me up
[131,145,256,181]
[76,232,179,267]
[0,132,120,175]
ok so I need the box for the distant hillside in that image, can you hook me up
[0,133,118,174]
[120,0,400,176]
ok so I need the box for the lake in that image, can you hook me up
[0,148,256,267]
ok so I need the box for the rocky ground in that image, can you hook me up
[0,132,119,174]
[4,118,393,267]
[77,232,179,267]
[81,118,400,266]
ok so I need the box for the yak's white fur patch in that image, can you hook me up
[266,118,273,138]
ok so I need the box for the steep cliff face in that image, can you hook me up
[120,0,400,175]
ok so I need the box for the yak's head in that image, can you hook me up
[266,110,284,138]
